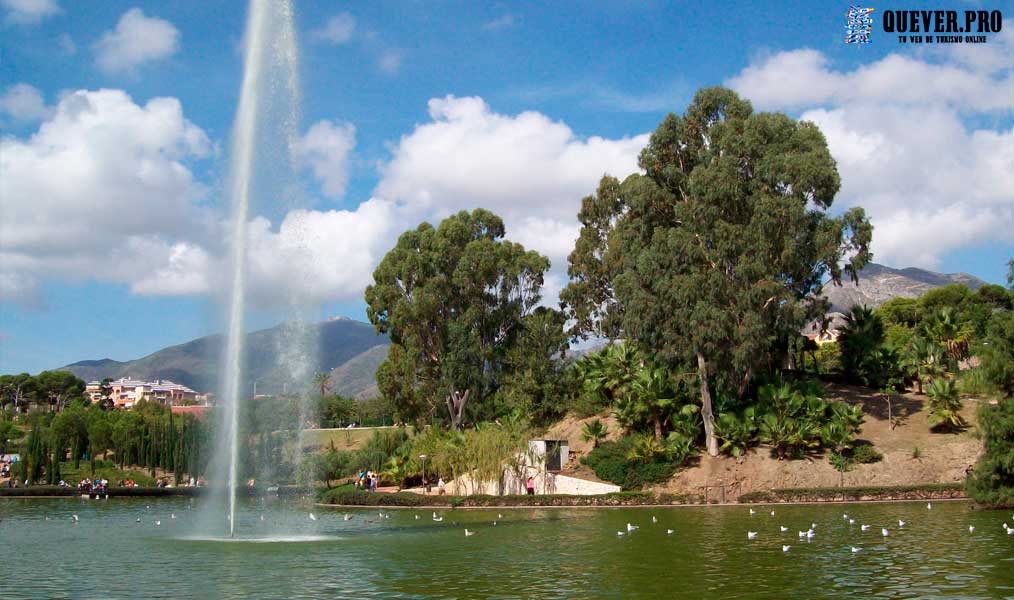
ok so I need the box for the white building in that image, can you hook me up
[86,377,202,409]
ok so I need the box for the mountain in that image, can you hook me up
[822,263,987,313]
[59,317,388,398]
[329,344,389,399]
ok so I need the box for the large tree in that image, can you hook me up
[365,209,556,429]
[563,87,872,455]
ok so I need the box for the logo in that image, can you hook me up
[845,6,875,44]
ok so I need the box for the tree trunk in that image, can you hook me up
[445,389,469,431]
[697,353,719,457]
[653,414,663,442]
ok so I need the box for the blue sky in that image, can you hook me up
[1,0,1012,375]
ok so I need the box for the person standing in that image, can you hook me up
[526,476,535,496]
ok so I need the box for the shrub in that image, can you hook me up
[738,483,963,503]
[850,444,883,464]
[581,437,680,490]
[926,378,965,431]
[714,408,757,457]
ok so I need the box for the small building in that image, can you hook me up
[802,311,847,345]
[447,438,620,496]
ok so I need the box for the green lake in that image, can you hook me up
[1,498,1012,599]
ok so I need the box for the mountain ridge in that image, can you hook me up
[59,318,388,398]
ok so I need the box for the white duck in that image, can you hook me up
[747,531,758,539]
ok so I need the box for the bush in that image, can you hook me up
[738,483,964,503]
[966,397,1014,507]
[581,437,680,490]
[850,444,883,464]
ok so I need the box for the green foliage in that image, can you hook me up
[911,446,922,460]
[877,297,922,328]
[813,342,841,375]
[580,419,609,448]
[980,312,1014,398]
[15,401,209,486]
[317,394,358,428]
[850,444,883,464]
[921,307,972,366]
[738,483,964,503]
[365,209,563,429]
[0,418,19,454]
[901,336,948,394]
[967,397,1014,507]
[0,371,86,413]
[563,87,873,458]
[714,408,757,457]
[753,383,863,459]
[581,437,684,490]
[839,305,891,387]
[926,378,965,431]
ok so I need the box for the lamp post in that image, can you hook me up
[419,454,429,494]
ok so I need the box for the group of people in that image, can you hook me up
[77,478,109,494]
[355,470,378,492]
[0,455,14,481]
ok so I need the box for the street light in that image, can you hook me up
[419,454,429,493]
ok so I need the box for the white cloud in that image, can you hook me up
[378,49,401,74]
[297,120,356,198]
[0,89,212,305]
[94,8,180,74]
[376,95,647,284]
[728,41,1014,112]
[310,12,355,45]
[2,91,648,311]
[1,0,59,25]
[242,200,397,306]
[727,36,1014,270]
[0,83,52,121]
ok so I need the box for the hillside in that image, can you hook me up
[59,318,387,398]
[823,262,986,312]
[548,384,984,499]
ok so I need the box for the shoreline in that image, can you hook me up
[316,496,975,510]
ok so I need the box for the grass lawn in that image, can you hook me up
[301,426,402,451]
[57,459,158,487]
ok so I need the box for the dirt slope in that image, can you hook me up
[544,384,984,499]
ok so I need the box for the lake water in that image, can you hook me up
[1,497,1012,599]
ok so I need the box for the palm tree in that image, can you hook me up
[838,304,885,384]
[580,419,609,448]
[625,365,680,441]
[626,433,667,463]
[926,378,965,431]
[313,371,332,398]
[903,336,947,394]
[922,307,971,367]
[581,342,642,403]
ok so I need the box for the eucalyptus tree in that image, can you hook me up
[366,209,554,429]
[563,87,872,455]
